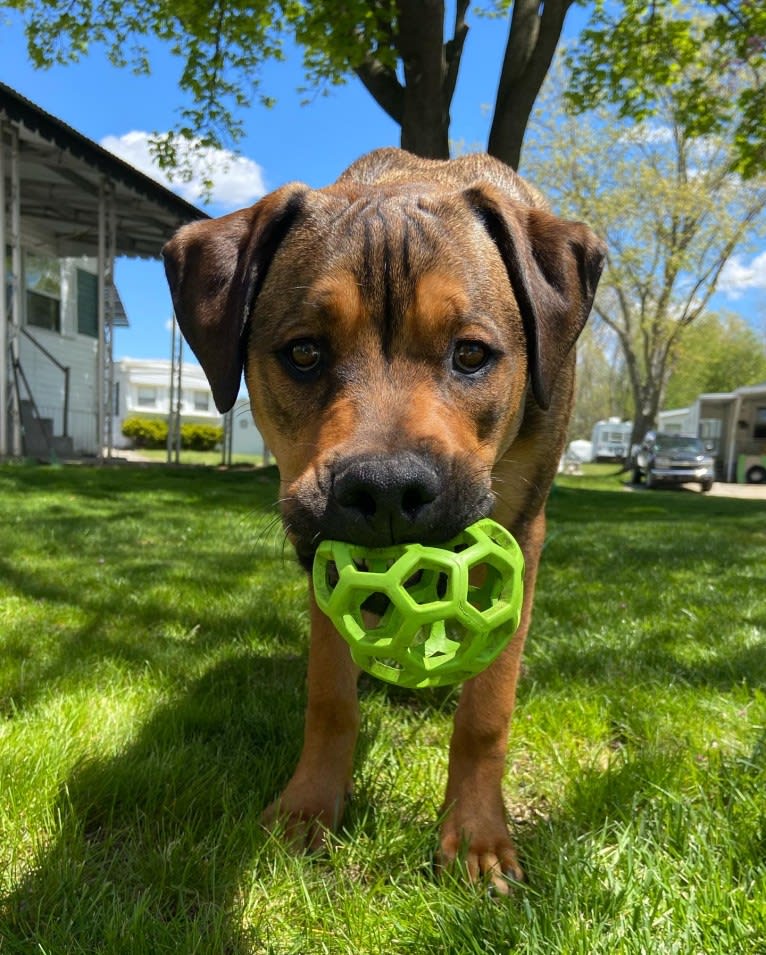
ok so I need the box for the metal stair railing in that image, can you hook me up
[19,326,71,438]
[9,347,53,458]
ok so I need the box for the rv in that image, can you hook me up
[658,383,766,483]
[590,418,632,462]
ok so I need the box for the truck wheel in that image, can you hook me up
[746,465,766,484]
[700,480,713,493]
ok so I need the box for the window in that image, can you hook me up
[699,418,722,451]
[755,407,766,440]
[25,253,61,333]
[193,390,210,412]
[655,435,703,453]
[77,269,99,337]
[137,386,158,408]
[700,419,722,439]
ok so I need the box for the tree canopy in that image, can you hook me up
[7,0,578,170]
[663,311,766,409]
[566,1,766,179]
[5,1,765,178]
[7,0,766,446]
[523,64,766,444]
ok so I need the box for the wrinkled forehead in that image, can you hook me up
[338,189,461,260]
[257,188,496,339]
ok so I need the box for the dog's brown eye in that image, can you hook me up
[287,340,322,372]
[453,341,491,374]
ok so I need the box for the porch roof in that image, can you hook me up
[698,383,766,404]
[0,81,208,259]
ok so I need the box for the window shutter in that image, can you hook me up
[77,269,99,338]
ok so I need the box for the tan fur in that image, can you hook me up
[162,148,606,892]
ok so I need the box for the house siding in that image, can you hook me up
[230,398,266,458]
[19,259,101,454]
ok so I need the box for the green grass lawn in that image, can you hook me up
[0,462,764,954]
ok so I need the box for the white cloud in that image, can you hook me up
[100,131,267,210]
[718,250,766,299]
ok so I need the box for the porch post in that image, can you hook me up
[9,124,22,457]
[726,394,742,483]
[97,180,106,459]
[166,314,176,464]
[173,328,183,464]
[0,120,7,457]
[104,184,116,459]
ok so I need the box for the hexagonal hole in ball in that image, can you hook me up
[466,561,507,612]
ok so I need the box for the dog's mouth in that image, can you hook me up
[288,450,495,571]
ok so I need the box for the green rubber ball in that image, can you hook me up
[312,518,525,689]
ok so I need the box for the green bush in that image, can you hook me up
[121,416,168,448]
[121,417,223,452]
[180,422,223,451]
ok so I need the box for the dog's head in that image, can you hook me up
[163,176,605,565]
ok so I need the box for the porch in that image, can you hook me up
[1,81,207,458]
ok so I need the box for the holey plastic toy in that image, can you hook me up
[312,518,525,689]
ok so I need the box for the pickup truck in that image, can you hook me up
[632,433,715,492]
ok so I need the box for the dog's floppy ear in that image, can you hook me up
[465,185,606,410]
[162,183,308,412]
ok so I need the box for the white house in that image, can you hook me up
[228,397,268,460]
[1,81,206,458]
[658,382,766,483]
[15,256,128,456]
[113,358,223,448]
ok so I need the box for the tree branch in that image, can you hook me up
[488,0,574,169]
[354,56,405,125]
[443,0,469,112]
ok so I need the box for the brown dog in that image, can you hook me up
[162,148,606,892]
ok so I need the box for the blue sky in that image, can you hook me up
[1,7,764,364]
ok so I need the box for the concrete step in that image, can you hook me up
[19,399,72,458]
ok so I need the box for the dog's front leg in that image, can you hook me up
[438,510,546,893]
[262,590,360,850]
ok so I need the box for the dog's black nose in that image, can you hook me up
[331,452,442,544]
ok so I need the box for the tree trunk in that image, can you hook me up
[487,0,573,170]
[628,376,665,450]
[396,0,451,158]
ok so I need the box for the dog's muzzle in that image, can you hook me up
[287,450,494,567]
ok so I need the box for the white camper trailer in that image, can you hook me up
[590,418,632,462]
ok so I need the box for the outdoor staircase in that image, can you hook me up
[20,400,74,460]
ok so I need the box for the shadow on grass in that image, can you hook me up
[0,548,306,718]
[1,653,310,953]
[0,464,302,718]
[0,461,280,501]
[525,625,766,692]
[1,655,391,954]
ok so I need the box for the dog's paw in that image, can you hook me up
[437,814,524,896]
[261,781,351,852]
